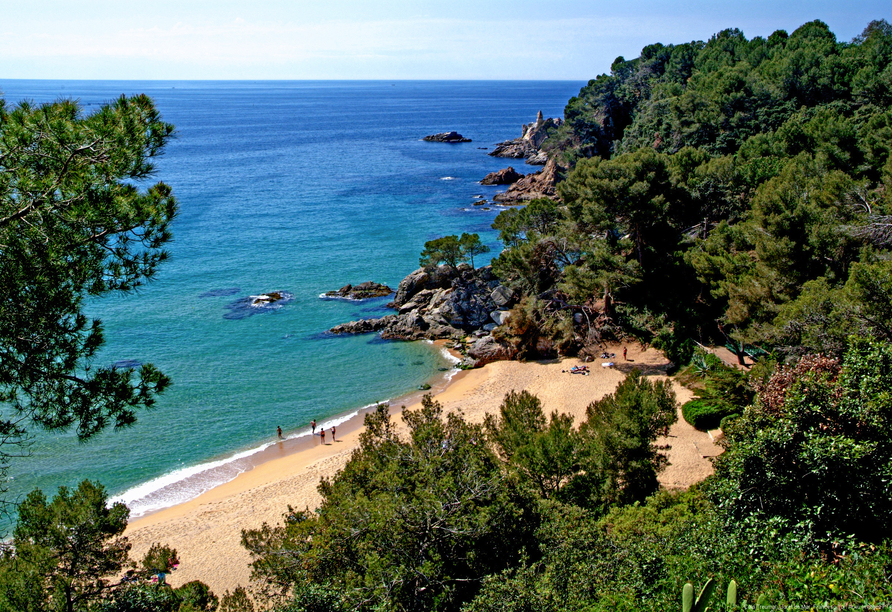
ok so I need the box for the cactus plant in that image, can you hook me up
[682,578,716,612]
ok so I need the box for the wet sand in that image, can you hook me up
[125,342,721,596]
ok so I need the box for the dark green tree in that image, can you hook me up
[0,480,131,612]
[419,235,463,268]
[242,397,535,612]
[0,95,176,504]
[485,390,579,501]
[578,370,677,507]
[459,233,490,268]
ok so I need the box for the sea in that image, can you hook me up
[0,80,584,528]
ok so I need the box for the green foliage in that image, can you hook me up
[0,95,175,504]
[578,370,678,507]
[459,233,490,268]
[0,480,131,612]
[219,587,254,612]
[682,579,715,612]
[710,338,892,548]
[243,397,535,612]
[419,233,490,269]
[484,391,580,501]
[140,542,179,575]
[420,235,464,268]
[682,399,733,431]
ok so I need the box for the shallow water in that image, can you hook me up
[0,80,584,525]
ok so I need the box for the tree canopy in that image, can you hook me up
[0,95,176,506]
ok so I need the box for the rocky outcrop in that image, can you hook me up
[480,166,525,186]
[466,335,516,366]
[322,282,393,300]
[329,265,518,354]
[423,131,471,143]
[493,158,561,204]
[490,111,562,165]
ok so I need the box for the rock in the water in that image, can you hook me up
[423,131,471,143]
[493,159,561,204]
[480,166,525,186]
[322,281,393,300]
[330,265,516,343]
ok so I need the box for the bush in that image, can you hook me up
[682,399,737,431]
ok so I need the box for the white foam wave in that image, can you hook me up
[440,176,457,180]
[111,409,370,518]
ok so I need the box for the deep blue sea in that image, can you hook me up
[0,80,583,524]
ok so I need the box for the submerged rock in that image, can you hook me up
[224,291,294,319]
[423,131,471,143]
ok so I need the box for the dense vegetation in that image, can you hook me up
[3,18,892,611]
[492,19,892,367]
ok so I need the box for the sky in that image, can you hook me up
[1,0,888,81]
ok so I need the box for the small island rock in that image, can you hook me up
[423,131,471,143]
[323,281,393,300]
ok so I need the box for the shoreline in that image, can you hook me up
[113,340,462,521]
[125,342,722,596]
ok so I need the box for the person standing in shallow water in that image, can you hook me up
[311,420,316,434]
[277,426,283,439]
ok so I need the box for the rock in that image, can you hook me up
[323,281,393,300]
[423,131,471,143]
[330,266,514,343]
[480,166,525,186]
[490,285,514,308]
[389,266,459,309]
[489,111,562,164]
[467,335,516,366]
[491,310,512,326]
[328,316,395,335]
[482,323,497,332]
[493,158,561,204]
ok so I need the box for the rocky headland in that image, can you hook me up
[423,131,471,143]
[322,282,393,300]
[492,158,561,204]
[489,111,562,165]
[328,264,518,367]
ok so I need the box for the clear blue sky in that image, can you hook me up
[2,0,888,80]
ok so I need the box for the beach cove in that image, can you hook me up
[126,342,722,596]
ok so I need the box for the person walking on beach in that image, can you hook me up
[331,425,336,441]
[277,426,283,439]
[311,419,316,434]
[320,428,326,444]
[623,346,627,361]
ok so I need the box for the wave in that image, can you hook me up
[112,409,363,518]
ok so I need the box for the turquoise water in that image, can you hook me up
[0,80,583,521]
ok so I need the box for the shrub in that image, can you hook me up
[682,399,737,431]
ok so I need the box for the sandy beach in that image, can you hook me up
[125,343,722,596]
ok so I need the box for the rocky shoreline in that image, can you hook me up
[328,264,518,367]
[328,112,568,365]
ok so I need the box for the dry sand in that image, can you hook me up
[125,342,722,596]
